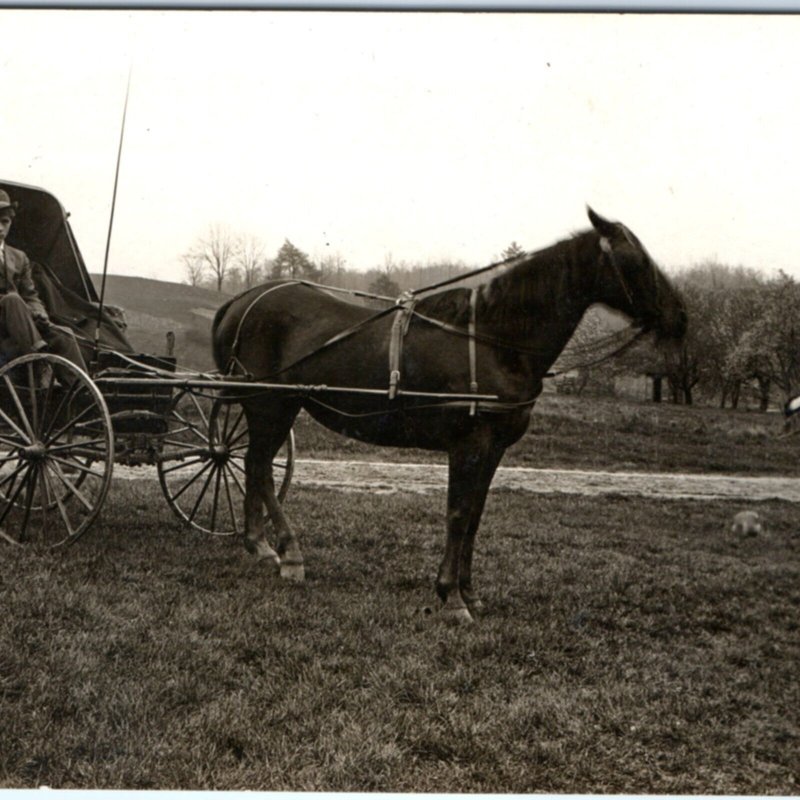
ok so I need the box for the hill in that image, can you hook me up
[92,275,230,370]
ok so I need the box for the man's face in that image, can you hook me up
[0,212,12,243]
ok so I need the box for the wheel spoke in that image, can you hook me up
[26,363,40,436]
[157,445,210,461]
[169,413,210,445]
[0,449,22,466]
[48,454,105,480]
[188,392,210,429]
[223,461,246,496]
[168,392,213,446]
[159,457,207,476]
[228,458,247,478]
[40,463,76,539]
[44,399,100,445]
[45,437,108,456]
[222,465,239,532]
[170,460,213,502]
[162,425,194,440]
[216,402,232,440]
[48,460,95,513]
[2,375,35,441]
[0,460,28,492]
[40,380,80,440]
[18,463,39,540]
[162,436,207,450]
[221,405,245,443]
[187,464,217,524]
[209,465,223,532]
[227,429,249,450]
[0,400,32,444]
[0,464,29,525]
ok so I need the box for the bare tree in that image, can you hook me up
[317,252,348,287]
[184,224,238,292]
[236,234,267,290]
[182,253,206,287]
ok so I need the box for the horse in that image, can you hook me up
[212,208,687,622]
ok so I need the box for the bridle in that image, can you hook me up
[597,225,663,332]
[599,235,634,306]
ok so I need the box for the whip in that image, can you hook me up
[93,65,132,362]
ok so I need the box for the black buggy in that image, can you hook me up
[0,179,295,549]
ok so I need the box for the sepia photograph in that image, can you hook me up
[0,7,798,793]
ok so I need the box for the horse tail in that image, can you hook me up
[211,295,238,371]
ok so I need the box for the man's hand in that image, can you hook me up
[34,314,51,334]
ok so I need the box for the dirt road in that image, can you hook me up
[120,458,800,501]
[290,459,800,502]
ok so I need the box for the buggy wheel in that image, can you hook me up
[0,353,114,549]
[157,391,295,536]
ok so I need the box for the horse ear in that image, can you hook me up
[587,206,617,237]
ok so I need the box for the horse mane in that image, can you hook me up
[415,229,597,333]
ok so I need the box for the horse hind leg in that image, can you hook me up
[243,440,280,566]
[245,405,305,581]
[264,461,305,582]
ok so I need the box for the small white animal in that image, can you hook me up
[731,510,763,537]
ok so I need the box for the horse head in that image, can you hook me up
[587,207,687,341]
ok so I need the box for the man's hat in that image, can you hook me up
[0,189,18,214]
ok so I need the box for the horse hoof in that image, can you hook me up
[247,540,280,565]
[442,606,474,625]
[462,595,485,615]
[280,562,305,582]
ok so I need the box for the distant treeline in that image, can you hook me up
[180,229,526,297]
[592,261,800,410]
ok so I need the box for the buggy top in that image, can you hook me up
[0,179,133,356]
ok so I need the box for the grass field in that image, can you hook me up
[1,396,799,791]
[295,391,800,476]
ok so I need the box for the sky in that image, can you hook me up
[2,10,800,285]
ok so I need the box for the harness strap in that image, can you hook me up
[388,295,417,399]
[468,287,478,416]
[228,281,303,375]
[226,280,399,380]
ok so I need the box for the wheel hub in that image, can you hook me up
[21,441,48,461]
[210,444,229,464]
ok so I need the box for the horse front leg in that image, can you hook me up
[458,444,504,615]
[437,438,504,624]
[243,442,280,566]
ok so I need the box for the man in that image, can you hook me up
[0,188,87,379]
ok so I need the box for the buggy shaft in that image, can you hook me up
[92,375,501,402]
